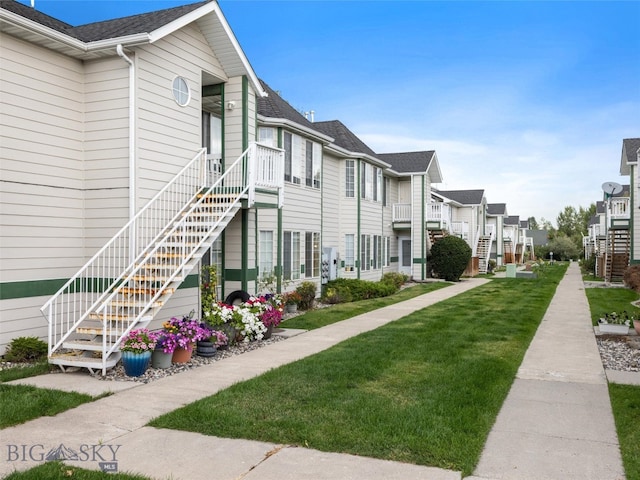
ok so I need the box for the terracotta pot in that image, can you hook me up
[171,343,194,363]
[634,319,640,336]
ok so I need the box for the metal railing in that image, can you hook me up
[41,142,284,361]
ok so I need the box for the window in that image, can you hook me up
[172,76,191,106]
[292,135,303,184]
[259,127,276,147]
[383,177,390,207]
[384,236,390,266]
[284,132,292,182]
[305,232,321,277]
[313,143,322,189]
[345,234,355,271]
[361,234,371,271]
[345,160,355,198]
[259,231,273,281]
[360,163,381,202]
[284,231,301,281]
[305,141,313,187]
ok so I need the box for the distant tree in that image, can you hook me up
[527,216,539,230]
[546,234,581,261]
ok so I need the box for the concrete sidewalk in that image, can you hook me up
[1,278,486,480]
[468,262,625,480]
[0,265,629,480]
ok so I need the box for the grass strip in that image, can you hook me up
[150,263,567,476]
[2,461,149,480]
[585,287,640,325]
[0,361,51,383]
[0,384,101,429]
[609,383,640,480]
[282,282,450,330]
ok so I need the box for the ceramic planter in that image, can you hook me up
[121,351,152,377]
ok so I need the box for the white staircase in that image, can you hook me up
[41,143,284,375]
[474,225,495,274]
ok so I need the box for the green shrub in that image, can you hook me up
[296,281,317,310]
[324,278,397,302]
[3,337,48,363]
[430,236,472,281]
[581,256,597,276]
[380,272,408,289]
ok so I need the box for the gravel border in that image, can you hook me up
[596,335,640,372]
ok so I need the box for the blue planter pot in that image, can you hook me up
[121,351,152,377]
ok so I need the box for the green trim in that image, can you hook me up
[242,76,249,151]
[202,84,223,96]
[357,159,361,279]
[0,279,66,300]
[241,209,249,291]
[253,201,279,209]
[413,257,426,265]
[255,188,279,197]
[254,209,259,293]
[220,83,226,172]
[225,268,257,282]
[421,175,426,280]
[277,206,283,292]
[631,165,635,262]
[0,274,200,301]
[390,256,399,263]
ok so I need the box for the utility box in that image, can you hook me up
[506,264,516,278]
[322,247,338,283]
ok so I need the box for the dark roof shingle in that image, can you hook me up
[257,80,315,129]
[435,189,485,205]
[313,120,378,157]
[377,151,435,173]
[1,0,207,41]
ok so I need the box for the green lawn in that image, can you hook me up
[585,286,640,325]
[609,384,640,480]
[150,263,567,476]
[282,282,450,330]
[0,384,105,429]
[2,461,149,480]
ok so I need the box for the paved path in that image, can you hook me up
[1,266,631,480]
[468,262,626,480]
[1,278,486,480]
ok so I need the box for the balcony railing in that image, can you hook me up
[609,197,630,219]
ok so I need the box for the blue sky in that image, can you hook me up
[20,0,640,226]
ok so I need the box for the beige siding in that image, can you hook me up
[0,33,85,283]
[134,24,224,206]
[0,296,49,355]
[321,151,340,249]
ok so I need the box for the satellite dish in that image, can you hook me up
[602,181,623,196]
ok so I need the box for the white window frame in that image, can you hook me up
[345,234,355,271]
[346,160,355,198]
[259,230,274,281]
[172,76,191,107]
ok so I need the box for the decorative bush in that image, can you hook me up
[3,337,48,363]
[430,235,472,281]
[623,265,640,293]
[580,256,596,277]
[380,272,408,289]
[296,281,317,310]
[323,278,396,302]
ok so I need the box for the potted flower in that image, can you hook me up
[598,312,631,334]
[119,328,158,376]
[283,291,302,313]
[151,333,175,369]
[163,312,210,363]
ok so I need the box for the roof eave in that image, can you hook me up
[258,115,333,144]
[0,8,151,53]
[427,152,443,184]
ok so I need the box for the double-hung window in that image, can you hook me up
[305,232,321,277]
[345,160,355,198]
[259,230,273,280]
[283,231,301,281]
[345,234,355,271]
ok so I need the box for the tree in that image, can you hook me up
[546,233,581,261]
[527,216,539,230]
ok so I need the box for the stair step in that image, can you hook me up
[63,338,110,351]
[49,351,121,373]
[131,275,183,282]
[109,299,164,308]
[89,313,136,321]
[119,287,175,295]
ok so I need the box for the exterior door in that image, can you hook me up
[399,236,412,276]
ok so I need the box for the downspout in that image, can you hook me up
[117,44,136,263]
